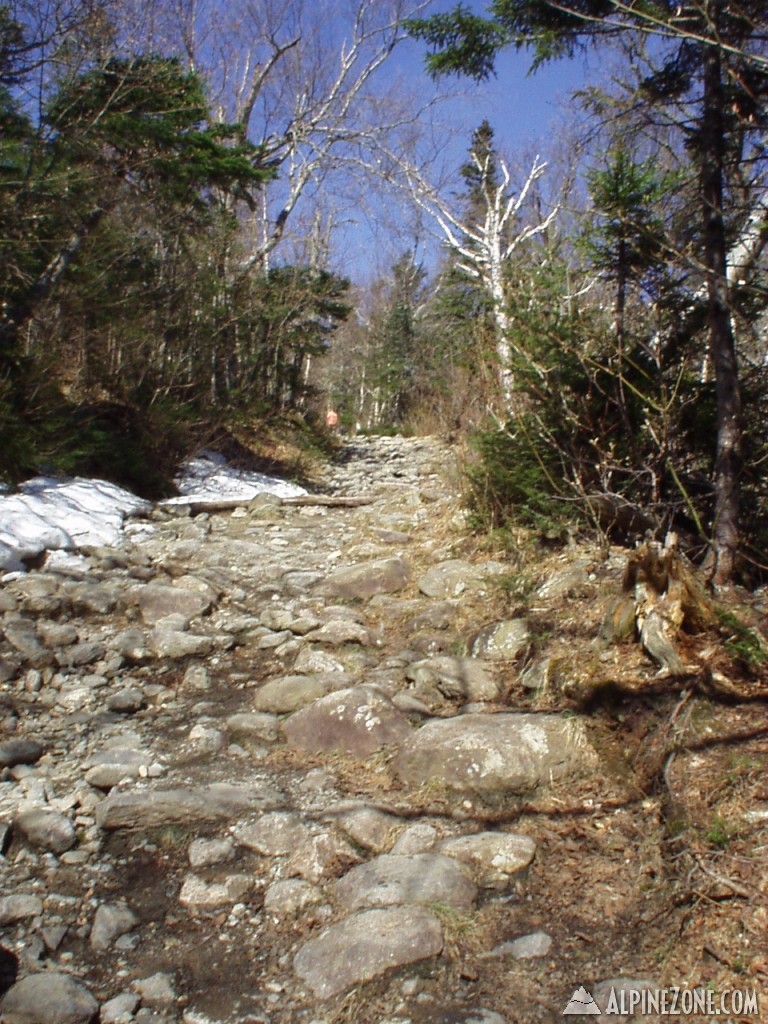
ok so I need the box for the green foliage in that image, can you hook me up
[704,815,735,850]
[465,417,567,535]
[716,608,768,668]
[584,145,676,294]
[405,5,509,81]
[45,57,271,205]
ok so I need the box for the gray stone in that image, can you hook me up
[417,559,480,598]
[107,688,145,714]
[14,809,76,853]
[293,906,443,1000]
[188,836,236,868]
[178,873,253,910]
[96,782,284,830]
[308,620,371,645]
[0,894,43,925]
[264,879,324,917]
[84,748,148,789]
[90,902,139,951]
[55,641,106,668]
[100,992,141,1024]
[0,973,99,1024]
[234,811,312,856]
[334,805,402,853]
[138,585,211,625]
[334,852,476,912]
[0,739,44,769]
[149,628,213,659]
[470,619,531,661]
[406,656,500,702]
[437,832,536,889]
[225,712,279,743]
[394,713,596,795]
[504,931,552,959]
[133,972,176,1008]
[282,685,411,757]
[318,557,410,600]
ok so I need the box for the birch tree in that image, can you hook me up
[144,0,436,272]
[367,123,557,409]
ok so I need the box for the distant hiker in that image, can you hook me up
[325,409,339,431]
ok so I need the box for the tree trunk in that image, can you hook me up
[701,28,742,585]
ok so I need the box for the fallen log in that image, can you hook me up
[161,493,376,515]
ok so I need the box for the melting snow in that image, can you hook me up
[162,450,307,506]
[0,452,306,573]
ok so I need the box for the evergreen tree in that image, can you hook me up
[408,0,768,582]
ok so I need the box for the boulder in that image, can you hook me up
[282,685,411,757]
[317,557,410,600]
[0,973,98,1024]
[334,853,476,912]
[394,712,596,795]
[293,906,443,1000]
[95,782,284,830]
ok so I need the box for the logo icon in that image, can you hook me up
[563,986,602,1015]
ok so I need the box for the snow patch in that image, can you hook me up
[0,477,151,573]
[162,451,307,506]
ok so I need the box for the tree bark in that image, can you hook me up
[701,27,742,585]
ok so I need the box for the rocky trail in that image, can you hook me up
[0,435,766,1024]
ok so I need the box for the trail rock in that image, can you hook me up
[96,782,284,830]
[293,906,444,1000]
[178,873,253,910]
[418,559,481,598]
[333,852,476,912]
[90,903,139,951]
[0,895,43,926]
[252,673,353,714]
[0,739,43,769]
[394,713,596,795]
[437,832,536,889]
[264,879,323,917]
[406,655,500,702]
[317,557,410,600]
[13,809,76,853]
[138,585,211,625]
[282,685,411,757]
[234,811,312,856]
[107,688,145,714]
[149,628,213,659]
[0,973,99,1024]
[469,619,531,661]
